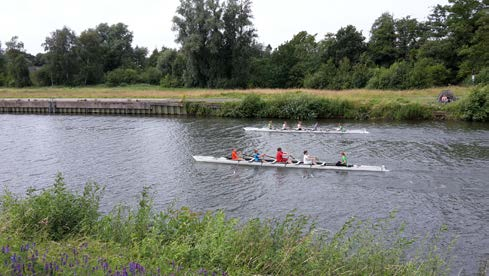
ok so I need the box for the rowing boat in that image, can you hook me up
[193,156,388,172]
[243,127,369,134]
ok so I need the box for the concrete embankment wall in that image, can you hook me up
[0,99,200,115]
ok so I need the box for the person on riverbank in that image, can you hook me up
[282,121,289,130]
[303,150,317,165]
[336,152,347,166]
[252,149,268,163]
[231,148,244,161]
[276,147,293,164]
[268,121,273,129]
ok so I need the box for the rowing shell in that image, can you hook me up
[243,127,369,134]
[193,156,388,172]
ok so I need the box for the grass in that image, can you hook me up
[0,175,454,275]
[0,85,472,105]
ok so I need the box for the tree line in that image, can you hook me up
[0,0,488,89]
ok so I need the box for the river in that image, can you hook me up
[0,114,488,274]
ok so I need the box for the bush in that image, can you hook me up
[160,74,181,88]
[0,173,102,240]
[106,68,141,86]
[141,67,162,85]
[474,68,489,85]
[460,85,489,122]
[31,66,52,86]
[367,62,411,90]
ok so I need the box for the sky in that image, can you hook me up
[1,0,448,55]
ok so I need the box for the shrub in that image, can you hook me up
[460,85,489,122]
[0,173,102,240]
[31,66,52,86]
[141,67,162,85]
[160,74,181,88]
[106,68,140,86]
[475,68,489,85]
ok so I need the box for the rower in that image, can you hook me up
[335,152,347,166]
[303,150,317,165]
[282,121,289,130]
[276,147,293,164]
[312,122,319,131]
[337,123,345,132]
[267,120,273,129]
[231,148,245,161]
[297,121,303,130]
[252,149,267,163]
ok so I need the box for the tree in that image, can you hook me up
[77,29,105,85]
[173,0,218,87]
[172,0,257,88]
[5,37,32,87]
[0,42,6,86]
[96,23,134,71]
[43,27,79,85]
[9,55,31,87]
[395,16,427,60]
[270,31,319,88]
[222,0,257,87]
[332,25,366,65]
[368,13,398,67]
[133,46,148,69]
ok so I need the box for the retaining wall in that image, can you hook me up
[0,99,191,115]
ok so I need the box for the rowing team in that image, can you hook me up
[268,120,346,132]
[231,148,348,166]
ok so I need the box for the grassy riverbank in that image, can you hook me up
[1,85,486,121]
[0,85,470,103]
[0,174,453,275]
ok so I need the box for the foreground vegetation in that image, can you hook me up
[0,174,454,275]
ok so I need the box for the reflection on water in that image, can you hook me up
[0,114,488,273]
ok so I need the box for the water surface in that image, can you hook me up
[0,114,488,274]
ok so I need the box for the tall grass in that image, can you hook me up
[0,175,455,275]
[188,93,436,120]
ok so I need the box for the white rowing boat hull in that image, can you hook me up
[243,127,369,134]
[193,156,389,172]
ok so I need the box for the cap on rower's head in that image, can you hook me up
[341,151,346,155]
[277,147,282,151]
[303,150,308,154]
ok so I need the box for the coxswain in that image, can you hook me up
[335,152,348,166]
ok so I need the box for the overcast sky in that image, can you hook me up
[1,0,447,55]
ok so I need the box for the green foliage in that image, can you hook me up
[8,55,31,87]
[160,74,182,88]
[0,173,102,240]
[141,67,162,85]
[474,67,489,85]
[185,102,215,116]
[227,93,265,118]
[0,180,453,275]
[105,68,140,86]
[460,85,489,122]
[42,27,80,86]
[31,66,52,86]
